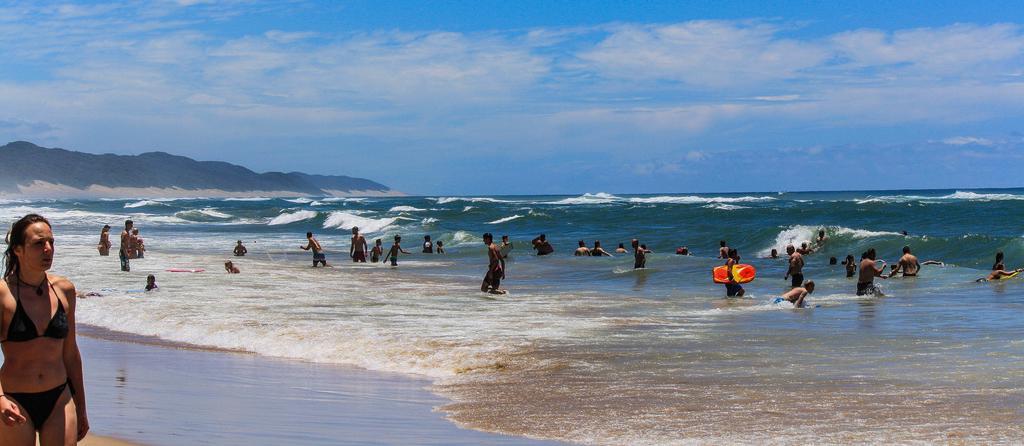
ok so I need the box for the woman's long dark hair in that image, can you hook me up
[3,214,51,279]
[993,251,1005,270]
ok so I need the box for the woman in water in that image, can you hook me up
[0,214,89,444]
[96,225,111,256]
[978,251,1023,281]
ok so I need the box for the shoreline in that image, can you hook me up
[76,324,564,446]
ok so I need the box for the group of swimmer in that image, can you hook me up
[97,221,145,272]
[101,220,1023,303]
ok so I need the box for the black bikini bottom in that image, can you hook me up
[6,381,70,429]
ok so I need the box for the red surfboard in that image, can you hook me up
[713,264,756,284]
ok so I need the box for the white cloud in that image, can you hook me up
[576,21,830,88]
[941,136,995,146]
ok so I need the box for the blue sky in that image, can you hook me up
[2,1,1024,195]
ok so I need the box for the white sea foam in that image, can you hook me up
[389,206,426,212]
[284,198,314,204]
[703,204,749,210]
[856,191,1024,204]
[434,197,514,205]
[421,218,439,225]
[448,230,477,246]
[462,206,475,212]
[758,225,903,256]
[630,195,776,204]
[323,211,398,234]
[223,197,272,202]
[124,200,167,208]
[547,192,622,205]
[943,191,1024,201]
[487,215,523,224]
[319,197,367,203]
[175,208,233,220]
[268,210,319,226]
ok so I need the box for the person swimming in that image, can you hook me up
[977,251,1022,281]
[97,225,111,256]
[574,240,591,256]
[784,245,804,288]
[777,280,815,308]
[591,241,612,257]
[382,235,411,267]
[145,274,158,291]
[233,240,247,257]
[370,239,383,263]
[351,227,369,263]
[300,231,329,267]
[224,261,240,274]
[723,248,744,297]
[675,246,691,256]
[422,235,433,254]
[632,239,646,269]
[857,248,886,296]
[615,243,627,254]
[532,234,554,256]
[481,233,506,294]
[889,246,921,277]
[842,254,856,278]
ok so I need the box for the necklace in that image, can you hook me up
[17,273,47,296]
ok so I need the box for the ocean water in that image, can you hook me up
[4,189,1023,444]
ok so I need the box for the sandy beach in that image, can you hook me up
[75,326,563,446]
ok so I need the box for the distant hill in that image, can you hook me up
[0,141,394,198]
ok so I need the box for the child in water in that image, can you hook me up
[436,240,445,254]
[224,260,240,274]
[382,235,411,267]
[842,254,856,278]
[145,274,158,291]
[371,239,383,263]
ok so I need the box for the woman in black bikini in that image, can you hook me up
[0,214,88,444]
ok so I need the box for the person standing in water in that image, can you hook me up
[532,234,554,256]
[382,235,411,267]
[145,274,158,291]
[632,239,647,269]
[97,225,111,256]
[574,241,591,256]
[784,245,804,288]
[436,241,445,254]
[615,243,628,254]
[370,239,384,263]
[842,254,857,278]
[890,246,921,277]
[724,248,745,297]
[0,214,90,442]
[300,231,329,267]
[857,248,886,295]
[131,228,144,259]
[500,235,513,259]
[592,241,612,257]
[778,280,815,308]
[422,235,433,254]
[815,229,828,247]
[350,227,368,263]
[233,240,247,257]
[118,220,133,272]
[481,233,506,294]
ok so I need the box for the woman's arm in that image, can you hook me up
[56,277,89,440]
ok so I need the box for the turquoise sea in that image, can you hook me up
[3,188,1022,444]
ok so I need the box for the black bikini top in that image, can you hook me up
[2,277,68,343]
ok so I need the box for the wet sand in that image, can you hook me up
[77,327,563,446]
